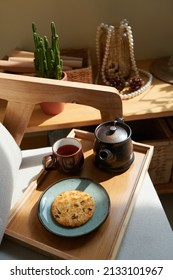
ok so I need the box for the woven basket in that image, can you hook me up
[164,117,173,183]
[128,118,173,185]
[61,48,93,83]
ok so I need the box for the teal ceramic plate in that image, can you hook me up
[38,177,110,237]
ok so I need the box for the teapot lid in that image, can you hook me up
[95,120,129,143]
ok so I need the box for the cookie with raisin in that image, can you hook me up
[51,190,95,227]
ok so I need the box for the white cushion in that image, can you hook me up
[11,147,51,207]
[0,123,22,243]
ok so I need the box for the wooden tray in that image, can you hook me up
[5,129,153,260]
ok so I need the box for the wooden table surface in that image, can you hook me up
[0,59,173,133]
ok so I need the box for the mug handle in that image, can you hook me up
[42,154,57,170]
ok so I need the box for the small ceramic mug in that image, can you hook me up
[43,138,84,174]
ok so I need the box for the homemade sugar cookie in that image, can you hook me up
[51,190,95,227]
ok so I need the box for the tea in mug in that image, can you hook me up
[57,145,79,156]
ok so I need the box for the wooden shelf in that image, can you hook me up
[1,58,173,134]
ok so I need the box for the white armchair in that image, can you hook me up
[0,71,173,259]
[0,123,21,243]
[0,122,173,259]
[0,122,51,259]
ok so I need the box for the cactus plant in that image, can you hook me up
[32,22,66,115]
[32,22,63,79]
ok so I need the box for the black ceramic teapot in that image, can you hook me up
[93,118,134,173]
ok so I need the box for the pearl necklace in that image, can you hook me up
[96,20,152,100]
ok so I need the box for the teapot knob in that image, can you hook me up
[109,126,117,134]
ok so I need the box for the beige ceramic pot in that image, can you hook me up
[40,72,67,115]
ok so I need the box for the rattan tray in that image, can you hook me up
[5,129,153,260]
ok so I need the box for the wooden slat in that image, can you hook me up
[3,102,35,145]
[0,73,122,144]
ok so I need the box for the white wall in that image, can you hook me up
[0,0,173,62]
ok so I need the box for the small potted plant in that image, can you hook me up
[32,21,67,115]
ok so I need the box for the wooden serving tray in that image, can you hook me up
[5,129,153,260]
